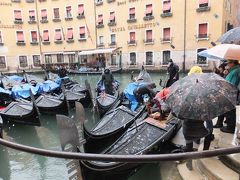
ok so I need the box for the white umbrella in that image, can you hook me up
[197,44,240,61]
[217,27,240,44]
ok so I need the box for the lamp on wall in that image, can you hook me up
[211,41,216,46]
[170,44,175,49]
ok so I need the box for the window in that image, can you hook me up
[97,14,103,25]
[198,23,208,38]
[14,10,22,21]
[66,6,72,18]
[110,34,116,44]
[162,51,171,65]
[16,31,24,42]
[31,31,38,42]
[111,54,117,65]
[53,8,60,19]
[145,4,153,16]
[45,55,52,64]
[163,0,171,13]
[129,7,135,20]
[33,55,41,67]
[79,26,86,39]
[146,30,153,42]
[19,56,28,68]
[43,30,49,41]
[57,54,64,63]
[197,48,207,64]
[99,36,104,45]
[163,27,171,41]
[41,9,47,21]
[129,32,135,43]
[29,10,36,21]
[0,31,2,43]
[146,52,153,65]
[0,56,6,69]
[55,29,62,41]
[68,54,75,64]
[130,52,136,65]
[67,28,73,40]
[78,4,84,16]
[199,0,208,7]
[109,12,115,23]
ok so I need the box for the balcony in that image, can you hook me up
[97,43,105,48]
[107,0,115,3]
[11,0,20,2]
[77,14,85,19]
[144,39,154,45]
[66,39,74,43]
[16,41,26,46]
[108,21,116,26]
[161,12,173,18]
[54,40,63,44]
[0,42,4,46]
[96,1,103,6]
[109,42,116,46]
[96,24,104,28]
[195,34,210,41]
[28,20,36,24]
[26,0,34,2]
[196,6,211,12]
[14,20,23,24]
[42,41,50,45]
[127,40,137,46]
[143,15,154,21]
[65,17,73,21]
[53,18,61,22]
[30,41,39,45]
[127,18,137,23]
[78,38,87,42]
[160,37,172,44]
[40,19,48,23]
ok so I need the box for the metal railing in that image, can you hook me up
[0,138,239,163]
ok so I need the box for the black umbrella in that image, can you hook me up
[166,73,237,121]
[217,27,240,44]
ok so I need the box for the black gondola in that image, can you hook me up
[83,105,146,153]
[35,94,68,115]
[0,101,40,126]
[68,67,122,75]
[0,116,3,138]
[81,115,181,175]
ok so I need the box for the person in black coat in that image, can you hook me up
[166,59,179,87]
[101,68,114,95]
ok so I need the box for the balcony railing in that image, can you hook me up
[161,12,173,18]
[77,14,85,19]
[78,38,87,42]
[16,41,26,46]
[40,19,48,23]
[28,20,36,24]
[143,15,154,21]
[65,17,73,21]
[127,40,137,46]
[196,6,211,12]
[14,20,23,24]
[96,24,104,28]
[66,39,74,43]
[108,21,116,26]
[144,39,154,44]
[11,0,20,2]
[97,43,105,48]
[127,18,137,23]
[42,41,50,45]
[54,40,63,44]
[160,37,172,43]
[96,1,103,6]
[53,18,61,22]
[30,41,39,45]
[0,42,4,46]
[107,0,115,2]
[26,0,34,2]
[195,34,210,41]
[109,42,116,46]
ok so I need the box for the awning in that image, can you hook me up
[79,48,118,55]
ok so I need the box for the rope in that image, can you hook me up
[0,138,239,162]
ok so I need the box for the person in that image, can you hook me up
[220,60,240,134]
[133,83,156,104]
[101,68,114,95]
[153,88,170,117]
[58,66,67,78]
[188,65,202,75]
[166,59,179,87]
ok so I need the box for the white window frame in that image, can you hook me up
[15,30,25,43]
[41,8,48,20]
[99,35,104,45]
[13,9,22,20]
[67,27,74,40]
[198,0,210,8]
[196,48,208,66]
[30,30,38,43]
[0,55,7,69]
[54,28,63,41]
[162,0,172,13]
[0,31,3,43]
[162,50,172,65]
[110,33,116,44]
[18,55,28,68]
[65,5,72,18]
[129,52,137,65]
[128,7,136,20]
[53,7,60,19]
[197,22,209,40]
[42,29,50,42]
[145,51,154,65]
[77,4,85,16]
[28,9,36,21]
[79,25,87,39]
[32,54,41,67]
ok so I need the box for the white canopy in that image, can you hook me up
[78,48,117,55]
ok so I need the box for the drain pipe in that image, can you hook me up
[183,0,187,73]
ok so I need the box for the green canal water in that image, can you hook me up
[0,72,182,180]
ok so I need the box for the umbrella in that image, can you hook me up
[217,27,240,44]
[166,73,237,121]
[197,44,240,61]
[197,49,225,61]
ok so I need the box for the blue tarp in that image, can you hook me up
[38,80,60,93]
[0,87,11,95]
[7,75,24,82]
[11,84,40,99]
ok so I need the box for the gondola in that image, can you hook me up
[81,116,181,175]
[35,93,68,115]
[95,79,121,117]
[0,116,3,138]
[83,105,146,153]
[68,67,122,75]
[0,100,40,126]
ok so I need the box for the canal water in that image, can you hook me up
[0,71,182,180]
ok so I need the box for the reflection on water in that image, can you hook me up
[0,72,179,180]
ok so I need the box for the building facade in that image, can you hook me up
[0,0,239,72]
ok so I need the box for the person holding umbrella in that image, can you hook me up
[220,60,240,133]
